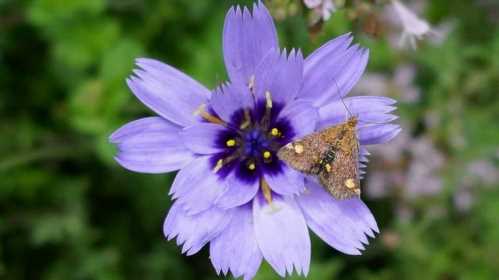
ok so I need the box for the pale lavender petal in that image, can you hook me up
[359,147,370,179]
[254,48,304,104]
[170,156,227,215]
[318,96,397,129]
[110,117,195,173]
[210,204,263,280]
[163,202,233,256]
[180,123,225,154]
[279,100,318,139]
[223,2,278,85]
[297,180,378,255]
[359,146,370,163]
[210,82,253,122]
[303,33,353,73]
[253,195,310,277]
[358,124,402,145]
[300,36,369,107]
[215,173,259,209]
[128,58,210,127]
[264,165,306,196]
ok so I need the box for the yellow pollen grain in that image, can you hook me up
[248,163,256,170]
[345,178,356,189]
[325,164,332,173]
[226,139,236,147]
[294,144,304,154]
[271,128,280,136]
[263,151,271,159]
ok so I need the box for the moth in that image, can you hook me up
[277,116,361,200]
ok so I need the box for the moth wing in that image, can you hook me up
[277,131,327,174]
[319,128,361,200]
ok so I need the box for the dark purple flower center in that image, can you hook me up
[210,99,294,185]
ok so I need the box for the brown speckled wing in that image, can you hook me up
[318,123,361,199]
[277,117,361,200]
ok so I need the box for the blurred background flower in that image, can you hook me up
[1,0,499,279]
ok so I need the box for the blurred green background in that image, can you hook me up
[1,0,499,279]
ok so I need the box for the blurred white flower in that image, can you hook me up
[367,132,446,200]
[304,0,335,21]
[390,0,435,49]
[394,64,420,103]
[454,187,473,212]
[467,160,499,186]
[406,137,445,198]
[352,65,420,103]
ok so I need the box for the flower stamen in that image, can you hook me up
[240,109,252,130]
[213,154,239,173]
[248,75,258,104]
[194,104,225,125]
[248,75,256,92]
[213,159,224,173]
[265,91,273,109]
[260,178,273,205]
[261,91,273,128]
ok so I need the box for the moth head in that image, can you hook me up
[347,116,358,128]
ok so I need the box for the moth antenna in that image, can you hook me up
[331,77,354,121]
[331,76,395,126]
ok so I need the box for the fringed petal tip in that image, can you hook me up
[301,35,370,106]
[163,204,233,256]
[297,181,379,256]
[223,0,278,85]
[359,124,402,145]
[210,205,262,280]
[253,195,311,277]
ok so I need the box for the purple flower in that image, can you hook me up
[109,2,399,279]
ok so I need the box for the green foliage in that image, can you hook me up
[0,0,498,279]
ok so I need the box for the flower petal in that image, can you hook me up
[128,58,210,127]
[264,165,306,196]
[317,96,398,129]
[210,82,253,122]
[110,117,195,173]
[223,2,278,85]
[297,180,378,255]
[253,195,310,277]
[170,156,227,215]
[279,100,319,139]
[358,124,402,145]
[304,33,353,74]
[210,204,263,280]
[215,173,259,209]
[181,123,226,154]
[300,35,369,107]
[254,48,304,104]
[163,202,233,256]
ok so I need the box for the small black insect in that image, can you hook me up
[310,148,337,175]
